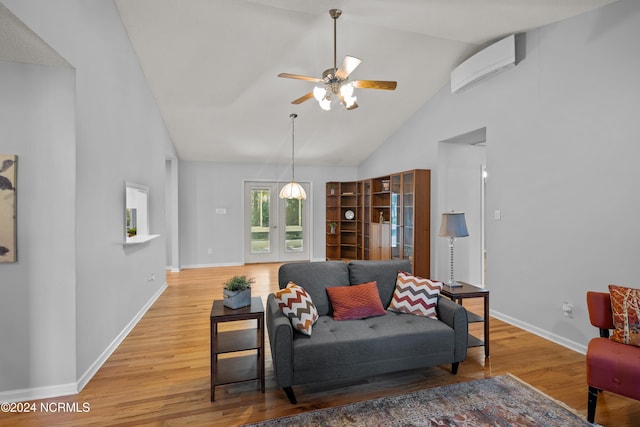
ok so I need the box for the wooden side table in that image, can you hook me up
[210,296,265,401]
[440,282,490,357]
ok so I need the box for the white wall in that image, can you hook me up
[179,161,356,267]
[0,59,77,395]
[359,0,640,352]
[0,0,173,399]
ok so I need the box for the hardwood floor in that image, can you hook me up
[2,263,638,426]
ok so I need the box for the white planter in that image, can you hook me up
[223,288,251,309]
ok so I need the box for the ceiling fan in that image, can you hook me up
[278,9,397,111]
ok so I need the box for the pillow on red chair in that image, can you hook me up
[608,284,640,347]
[326,281,386,320]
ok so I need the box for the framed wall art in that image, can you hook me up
[0,154,17,263]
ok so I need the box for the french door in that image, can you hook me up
[243,181,310,263]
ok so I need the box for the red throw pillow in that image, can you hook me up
[326,281,386,320]
[608,284,640,347]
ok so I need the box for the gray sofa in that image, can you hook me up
[266,260,469,404]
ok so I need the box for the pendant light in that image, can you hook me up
[279,113,307,200]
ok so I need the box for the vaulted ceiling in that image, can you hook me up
[1,1,617,166]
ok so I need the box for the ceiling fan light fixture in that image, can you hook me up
[278,9,396,111]
[313,86,326,101]
[319,97,332,111]
[340,82,354,98]
[344,96,356,109]
[340,82,357,107]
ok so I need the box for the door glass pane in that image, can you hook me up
[403,172,414,262]
[284,198,303,253]
[390,175,401,259]
[363,181,371,260]
[250,189,271,254]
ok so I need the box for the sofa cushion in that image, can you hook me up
[278,262,350,316]
[608,284,640,347]
[274,282,319,336]
[292,312,455,374]
[326,281,386,320]
[388,271,442,319]
[348,260,412,307]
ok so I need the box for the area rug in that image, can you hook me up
[245,374,591,426]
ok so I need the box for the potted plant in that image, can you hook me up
[328,183,336,195]
[329,222,337,234]
[223,275,254,309]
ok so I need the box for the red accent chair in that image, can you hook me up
[586,291,640,423]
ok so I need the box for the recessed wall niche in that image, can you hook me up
[124,182,159,244]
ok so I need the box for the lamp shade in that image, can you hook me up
[439,212,469,238]
[279,181,307,200]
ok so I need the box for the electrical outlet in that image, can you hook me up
[562,302,573,318]
[148,273,155,281]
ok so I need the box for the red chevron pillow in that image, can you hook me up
[274,282,319,336]
[388,271,443,319]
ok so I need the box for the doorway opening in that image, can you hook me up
[438,127,487,287]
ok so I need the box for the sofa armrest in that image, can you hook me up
[437,296,469,362]
[266,294,294,387]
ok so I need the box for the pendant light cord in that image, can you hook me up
[290,113,297,181]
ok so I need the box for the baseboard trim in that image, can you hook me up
[77,282,168,392]
[181,260,326,269]
[490,309,587,355]
[181,262,244,269]
[0,382,78,403]
[0,282,168,403]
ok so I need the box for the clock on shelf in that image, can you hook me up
[344,210,355,220]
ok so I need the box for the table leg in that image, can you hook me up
[211,320,217,401]
[484,294,490,358]
[259,316,265,393]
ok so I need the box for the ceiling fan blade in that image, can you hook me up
[292,92,314,104]
[352,80,397,90]
[278,73,324,83]
[335,56,362,79]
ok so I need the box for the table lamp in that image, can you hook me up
[439,212,469,287]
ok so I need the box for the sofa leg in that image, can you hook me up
[587,386,599,423]
[283,387,297,404]
[451,362,459,375]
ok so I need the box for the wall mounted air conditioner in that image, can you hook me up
[451,34,516,94]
